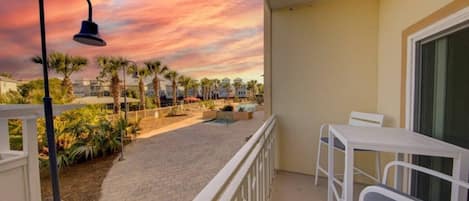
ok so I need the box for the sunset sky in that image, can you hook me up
[0,0,264,83]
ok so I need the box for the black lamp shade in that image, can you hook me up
[73,21,106,46]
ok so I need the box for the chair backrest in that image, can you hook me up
[348,111,384,128]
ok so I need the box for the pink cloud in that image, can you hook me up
[0,0,264,82]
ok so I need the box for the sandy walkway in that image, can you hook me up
[100,112,265,201]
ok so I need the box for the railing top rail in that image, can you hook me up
[193,114,276,201]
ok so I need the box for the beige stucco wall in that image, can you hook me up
[271,0,379,174]
[0,81,17,94]
[377,0,453,127]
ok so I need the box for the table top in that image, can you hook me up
[329,124,467,158]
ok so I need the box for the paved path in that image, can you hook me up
[100,112,265,201]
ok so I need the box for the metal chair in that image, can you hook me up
[314,111,385,186]
[359,161,469,201]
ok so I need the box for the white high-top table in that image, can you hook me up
[327,124,468,201]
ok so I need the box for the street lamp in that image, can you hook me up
[38,0,106,201]
[118,61,131,161]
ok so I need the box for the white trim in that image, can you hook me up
[405,6,469,131]
[405,6,469,201]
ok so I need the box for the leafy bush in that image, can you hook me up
[199,100,216,110]
[10,135,22,150]
[30,106,141,169]
[221,105,234,112]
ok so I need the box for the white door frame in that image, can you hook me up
[405,6,469,200]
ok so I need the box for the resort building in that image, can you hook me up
[219,77,232,98]
[73,80,111,97]
[0,76,18,94]
[233,78,248,98]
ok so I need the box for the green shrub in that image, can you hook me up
[221,105,234,112]
[199,100,216,110]
[10,135,23,151]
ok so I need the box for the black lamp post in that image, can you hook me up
[38,0,106,200]
[118,63,129,161]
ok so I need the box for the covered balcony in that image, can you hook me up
[194,0,469,201]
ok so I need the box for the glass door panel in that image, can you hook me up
[413,25,469,200]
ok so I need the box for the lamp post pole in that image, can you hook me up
[119,65,128,161]
[38,0,61,200]
[38,0,106,199]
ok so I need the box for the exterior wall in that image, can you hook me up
[271,0,379,174]
[377,0,453,127]
[0,80,17,94]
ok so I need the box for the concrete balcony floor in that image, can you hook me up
[271,171,366,201]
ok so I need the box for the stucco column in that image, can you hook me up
[0,119,9,152]
[22,118,42,201]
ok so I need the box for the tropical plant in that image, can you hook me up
[0,90,27,104]
[177,75,192,101]
[164,70,179,106]
[128,64,150,110]
[247,80,258,100]
[17,78,71,104]
[145,60,168,108]
[97,56,129,114]
[212,79,221,99]
[31,52,88,97]
[256,83,264,95]
[188,79,200,98]
[221,105,234,112]
[36,106,140,169]
[200,78,210,100]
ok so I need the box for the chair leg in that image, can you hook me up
[375,152,381,182]
[315,141,323,186]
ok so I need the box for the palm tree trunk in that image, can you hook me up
[63,76,74,98]
[184,88,188,103]
[111,76,120,114]
[139,79,145,110]
[153,77,161,108]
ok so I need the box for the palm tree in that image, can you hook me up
[178,75,192,101]
[164,70,179,106]
[128,64,150,110]
[145,60,168,108]
[96,56,129,114]
[188,79,200,98]
[212,79,221,99]
[232,81,242,100]
[32,52,87,97]
[221,82,232,99]
[256,83,264,95]
[247,80,258,100]
[200,78,210,100]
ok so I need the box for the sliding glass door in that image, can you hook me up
[412,25,469,200]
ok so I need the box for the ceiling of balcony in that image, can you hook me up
[268,0,314,9]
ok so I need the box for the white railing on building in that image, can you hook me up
[193,115,277,201]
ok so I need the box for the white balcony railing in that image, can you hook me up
[193,115,277,201]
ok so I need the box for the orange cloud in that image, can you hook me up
[0,0,264,82]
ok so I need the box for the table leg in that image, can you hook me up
[451,156,461,201]
[328,130,335,201]
[343,144,354,201]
